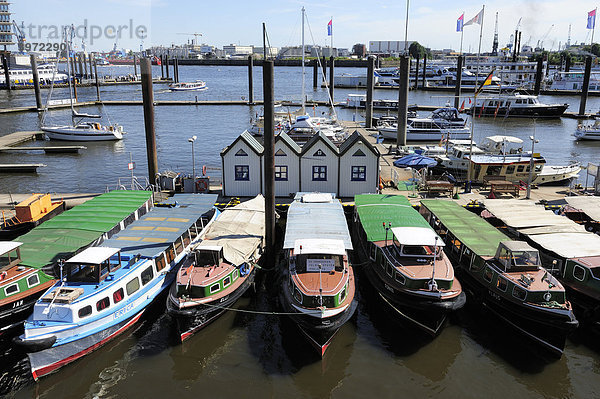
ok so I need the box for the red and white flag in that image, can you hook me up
[464,8,484,27]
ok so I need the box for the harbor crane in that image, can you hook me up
[492,12,499,55]
[11,21,26,53]
[177,33,203,46]
[536,24,554,51]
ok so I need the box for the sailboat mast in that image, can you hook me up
[301,6,306,113]
[65,26,75,123]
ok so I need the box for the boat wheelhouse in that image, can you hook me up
[472,93,568,118]
[419,200,578,356]
[167,195,265,341]
[0,242,55,337]
[15,194,218,379]
[280,193,357,356]
[353,194,465,335]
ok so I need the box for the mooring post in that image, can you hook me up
[565,56,571,72]
[160,56,164,79]
[2,55,11,91]
[77,54,84,80]
[133,55,138,78]
[30,54,42,111]
[422,54,427,87]
[165,57,170,80]
[329,56,334,102]
[534,58,543,95]
[397,56,409,147]
[89,54,94,79]
[175,58,179,83]
[313,59,318,88]
[82,53,88,79]
[579,56,592,116]
[140,58,159,185]
[94,60,100,101]
[414,56,420,90]
[247,55,254,104]
[454,55,463,109]
[263,59,276,266]
[365,56,375,129]
[321,55,327,83]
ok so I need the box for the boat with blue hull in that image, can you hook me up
[14,194,218,379]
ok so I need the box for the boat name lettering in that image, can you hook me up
[384,284,395,293]
[114,302,134,319]
[488,290,501,301]
[12,299,24,309]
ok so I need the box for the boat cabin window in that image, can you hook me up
[141,266,154,286]
[113,288,125,303]
[590,267,600,279]
[223,276,231,288]
[174,237,184,254]
[26,274,40,288]
[155,254,167,272]
[534,165,543,173]
[67,254,122,284]
[517,165,525,173]
[506,165,515,175]
[573,265,586,281]
[393,238,441,258]
[496,277,508,292]
[166,246,176,263]
[487,165,502,176]
[195,249,223,267]
[4,283,19,296]
[96,297,110,312]
[0,248,20,270]
[295,254,343,273]
[512,286,527,301]
[78,305,92,318]
[182,231,191,247]
[210,283,220,293]
[126,277,140,295]
[483,267,494,282]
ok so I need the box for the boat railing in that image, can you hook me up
[110,176,157,192]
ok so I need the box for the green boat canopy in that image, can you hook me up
[420,199,509,257]
[355,194,432,242]
[15,190,153,269]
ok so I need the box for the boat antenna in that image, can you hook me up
[318,262,323,306]
[429,236,438,291]
[301,7,306,113]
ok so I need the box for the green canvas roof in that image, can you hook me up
[420,200,509,257]
[15,190,153,269]
[355,194,431,242]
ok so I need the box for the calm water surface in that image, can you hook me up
[0,65,599,398]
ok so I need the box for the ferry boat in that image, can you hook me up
[169,80,207,91]
[280,193,357,356]
[574,119,600,140]
[549,71,600,91]
[419,200,578,356]
[14,194,218,379]
[0,63,68,87]
[472,93,568,118]
[167,195,265,341]
[0,194,65,240]
[353,194,465,335]
[377,107,470,141]
[0,242,55,337]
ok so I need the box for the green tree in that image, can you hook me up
[408,42,428,59]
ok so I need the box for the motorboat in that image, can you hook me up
[472,92,568,118]
[574,119,600,140]
[169,80,207,91]
[377,107,470,141]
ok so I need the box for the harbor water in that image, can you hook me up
[1,65,600,398]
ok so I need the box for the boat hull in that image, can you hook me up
[42,127,123,141]
[0,287,51,338]
[0,202,65,240]
[471,104,568,118]
[166,267,256,341]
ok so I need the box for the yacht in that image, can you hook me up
[574,119,600,140]
[377,107,470,141]
[472,92,568,118]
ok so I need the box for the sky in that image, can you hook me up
[8,0,600,53]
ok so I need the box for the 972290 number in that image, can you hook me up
[24,42,67,52]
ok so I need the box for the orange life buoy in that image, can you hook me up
[196,179,209,192]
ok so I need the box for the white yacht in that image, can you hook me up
[574,119,600,140]
[377,107,470,141]
[0,63,68,87]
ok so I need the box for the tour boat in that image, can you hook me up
[14,194,218,379]
[169,80,207,91]
[0,63,68,87]
[167,195,265,341]
[574,119,600,140]
[420,200,579,356]
[354,194,465,335]
[280,193,357,356]
[0,242,55,338]
[0,194,65,240]
[472,93,568,118]
[377,107,471,141]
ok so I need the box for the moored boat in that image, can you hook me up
[0,194,65,240]
[353,194,465,335]
[42,122,124,142]
[169,80,207,91]
[574,119,600,141]
[167,195,265,341]
[280,193,357,356]
[472,92,568,118]
[14,194,218,379]
[419,200,578,356]
[377,107,470,142]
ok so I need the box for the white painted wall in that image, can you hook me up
[222,141,262,197]
[300,141,339,194]
[339,142,379,198]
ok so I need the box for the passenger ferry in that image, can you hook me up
[0,63,68,87]
[14,194,218,379]
[169,80,207,91]
[353,195,465,335]
[280,193,357,356]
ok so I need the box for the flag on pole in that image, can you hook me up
[474,69,495,96]
[459,100,465,112]
[588,9,596,29]
[457,13,464,32]
[464,8,484,27]
[327,19,333,36]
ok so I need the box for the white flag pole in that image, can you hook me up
[593,8,597,45]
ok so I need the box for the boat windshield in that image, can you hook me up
[195,249,222,267]
[295,254,343,273]
[511,251,539,268]
[0,249,20,271]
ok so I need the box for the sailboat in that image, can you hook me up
[41,26,124,142]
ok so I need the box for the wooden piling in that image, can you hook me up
[89,54,94,79]
[565,56,571,72]
[534,58,543,95]
[247,55,254,104]
[29,54,42,111]
[365,56,375,129]
[329,56,334,101]
[82,53,88,79]
[174,58,179,83]
[133,55,138,78]
[71,56,78,101]
[2,55,11,91]
[454,55,463,109]
[414,56,420,90]
[422,55,427,87]
[94,60,100,101]
[397,56,409,147]
[160,56,164,79]
[77,55,84,80]
[321,55,327,81]
[579,56,592,116]
[313,59,318,88]
[140,58,159,185]
[263,60,276,263]
[165,56,170,80]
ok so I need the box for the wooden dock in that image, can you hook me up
[0,163,45,173]
[0,131,45,147]
[0,145,86,153]
[0,78,171,91]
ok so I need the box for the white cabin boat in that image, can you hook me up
[169,80,207,91]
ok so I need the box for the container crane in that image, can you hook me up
[492,12,499,56]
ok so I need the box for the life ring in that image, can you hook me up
[0,271,7,280]
[195,179,208,192]
[240,263,250,276]
[202,165,207,176]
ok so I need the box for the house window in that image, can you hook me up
[235,149,248,156]
[235,165,250,181]
[275,165,288,181]
[313,149,326,157]
[26,274,40,288]
[312,166,327,181]
[351,166,366,181]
